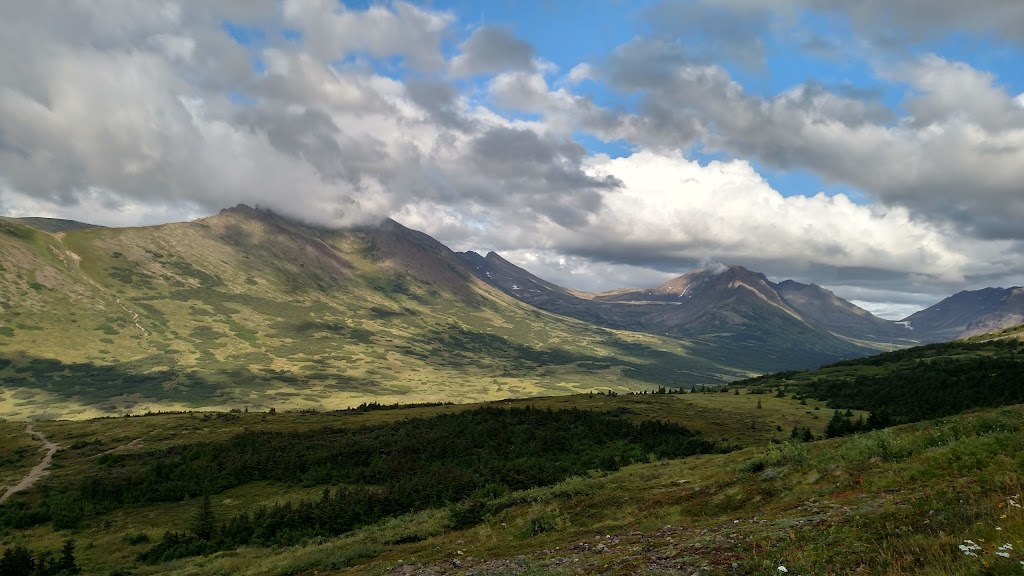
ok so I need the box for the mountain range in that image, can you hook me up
[457,250,1024,347]
[1,206,1021,419]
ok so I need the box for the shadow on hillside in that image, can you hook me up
[407,323,738,386]
[0,354,386,416]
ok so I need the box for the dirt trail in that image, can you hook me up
[101,437,143,455]
[0,425,59,505]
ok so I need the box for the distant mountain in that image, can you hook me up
[458,253,903,369]
[773,280,916,344]
[901,287,1024,341]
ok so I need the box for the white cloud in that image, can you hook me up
[567,63,595,84]
[572,151,970,281]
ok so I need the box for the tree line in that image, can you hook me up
[0,540,78,576]
[1,406,718,562]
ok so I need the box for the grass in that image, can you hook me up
[0,391,962,576]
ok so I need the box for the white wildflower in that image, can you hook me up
[778,567,789,573]
[959,540,983,557]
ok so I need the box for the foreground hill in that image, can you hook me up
[735,323,1024,427]
[459,252,916,360]
[2,327,1023,574]
[0,387,1020,574]
[0,207,757,420]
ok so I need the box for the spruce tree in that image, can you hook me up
[192,494,216,541]
[57,539,80,575]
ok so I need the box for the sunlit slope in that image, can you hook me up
[0,207,754,419]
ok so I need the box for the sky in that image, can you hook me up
[2,1,1024,319]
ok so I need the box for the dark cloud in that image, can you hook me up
[234,107,390,184]
[450,25,536,77]
[643,1,773,70]
[406,79,473,131]
[803,0,1024,46]
[462,127,619,227]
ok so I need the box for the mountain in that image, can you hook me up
[0,206,757,419]
[4,216,104,233]
[773,280,917,344]
[901,286,1024,341]
[457,253,914,368]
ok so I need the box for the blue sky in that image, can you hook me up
[3,0,1024,317]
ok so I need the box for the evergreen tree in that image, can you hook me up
[192,495,215,541]
[0,545,35,576]
[57,539,80,575]
[824,410,852,438]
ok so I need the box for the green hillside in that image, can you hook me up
[732,332,1024,425]
[0,208,758,420]
[0,390,1021,575]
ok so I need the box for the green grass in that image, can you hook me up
[1,395,1020,575]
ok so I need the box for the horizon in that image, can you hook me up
[3,1,1024,318]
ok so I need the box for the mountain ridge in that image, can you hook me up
[0,207,755,419]
[6,206,1021,420]
[457,254,911,357]
[900,286,1024,340]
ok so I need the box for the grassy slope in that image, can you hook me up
[962,322,1024,342]
[0,395,1019,575]
[0,211,756,420]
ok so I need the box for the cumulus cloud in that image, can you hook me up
[567,64,595,85]
[0,1,610,231]
[450,25,536,77]
[572,151,971,281]
[593,45,1024,240]
[281,0,452,70]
